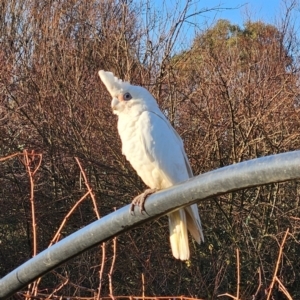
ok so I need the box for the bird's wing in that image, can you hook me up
[138,110,190,185]
[171,127,193,178]
[141,112,204,243]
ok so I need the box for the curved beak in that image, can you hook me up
[111,98,119,110]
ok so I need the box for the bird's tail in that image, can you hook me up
[168,209,190,260]
[168,204,204,261]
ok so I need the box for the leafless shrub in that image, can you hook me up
[1,0,300,299]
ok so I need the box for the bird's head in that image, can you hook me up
[98,70,158,115]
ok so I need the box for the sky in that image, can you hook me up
[199,0,283,26]
[150,0,299,52]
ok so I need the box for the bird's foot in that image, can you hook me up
[131,188,157,213]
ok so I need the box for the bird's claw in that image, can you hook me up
[130,188,157,213]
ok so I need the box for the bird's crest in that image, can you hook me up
[98,70,131,97]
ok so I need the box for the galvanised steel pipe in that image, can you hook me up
[1,151,300,299]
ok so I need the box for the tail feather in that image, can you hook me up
[168,209,189,260]
[185,204,204,244]
[168,205,204,260]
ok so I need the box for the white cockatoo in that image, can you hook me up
[98,70,204,260]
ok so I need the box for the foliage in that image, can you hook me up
[1,0,300,299]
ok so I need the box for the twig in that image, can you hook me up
[49,191,90,246]
[253,267,263,298]
[74,157,106,300]
[21,150,42,258]
[217,293,238,299]
[218,248,240,300]
[0,152,22,161]
[19,295,206,300]
[74,157,100,219]
[266,228,289,300]
[46,276,69,298]
[97,242,106,300]
[19,150,42,297]
[236,248,240,300]
[51,271,96,293]
[275,276,293,300]
[109,209,117,300]
[142,273,145,299]
[109,237,117,300]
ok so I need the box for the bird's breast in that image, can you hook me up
[117,114,168,189]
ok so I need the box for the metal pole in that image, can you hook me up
[1,151,300,299]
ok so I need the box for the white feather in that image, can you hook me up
[99,70,204,260]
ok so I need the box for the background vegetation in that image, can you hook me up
[1,0,300,299]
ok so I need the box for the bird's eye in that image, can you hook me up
[123,92,132,101]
